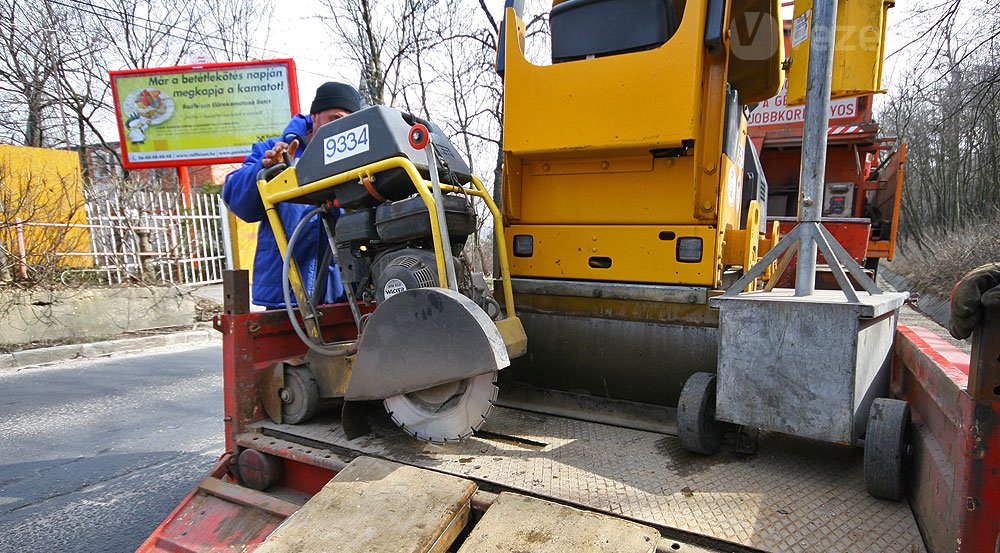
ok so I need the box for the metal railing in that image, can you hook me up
[66,190,228,286]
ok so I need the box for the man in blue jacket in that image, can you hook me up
[223,82,362,309]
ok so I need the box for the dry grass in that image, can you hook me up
[887,218,1000,296]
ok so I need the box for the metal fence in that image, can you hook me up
[78,191,227,286]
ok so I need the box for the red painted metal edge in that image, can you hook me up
[135,456,231,552]
[135,454,331,552]
[899,325,971,379]
[218,304,364,451]
[894,325,999,553]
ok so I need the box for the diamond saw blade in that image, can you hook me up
[384,371,498,444]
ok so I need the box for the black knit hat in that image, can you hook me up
[310,82,361,114]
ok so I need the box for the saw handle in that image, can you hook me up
[257,163,287,183]
[281,132,306,166]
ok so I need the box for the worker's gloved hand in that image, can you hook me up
[948,262,1000,340]
[261,139,300,168]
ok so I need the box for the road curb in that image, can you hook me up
[0,327,220,373]
[880,268,952,327]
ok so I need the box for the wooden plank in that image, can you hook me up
[255,456,475,553]
[198,476,300,518]
[458,492,658,553]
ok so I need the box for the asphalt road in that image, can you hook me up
[0,342,224,553]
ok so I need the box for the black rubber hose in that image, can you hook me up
[282,206,346,357]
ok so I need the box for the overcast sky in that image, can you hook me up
[256,0,507,110]
[255,0,915,115]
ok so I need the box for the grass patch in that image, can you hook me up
[886,218,1000,297]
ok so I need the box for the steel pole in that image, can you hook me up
[794,0,839,296]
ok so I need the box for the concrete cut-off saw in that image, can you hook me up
[254,106,526,444]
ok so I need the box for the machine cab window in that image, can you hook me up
[550,0,683,63]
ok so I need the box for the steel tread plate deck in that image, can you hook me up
[248,408,925,553]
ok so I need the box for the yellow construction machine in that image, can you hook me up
[495,0,784,423]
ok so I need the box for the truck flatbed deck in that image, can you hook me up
[140,281,996,553]
[240,404,925,552]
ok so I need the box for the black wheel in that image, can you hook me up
[677,372,724,455]
[280,366,320,424]
[864,398,910,501]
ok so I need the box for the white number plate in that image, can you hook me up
[323,124,370,165]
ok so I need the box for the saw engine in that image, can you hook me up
[255,106,525,444]
[334,194,498,316]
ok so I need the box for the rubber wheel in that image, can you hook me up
[281,366,320,424]
[864,398,910,501]
[677,372,724,455]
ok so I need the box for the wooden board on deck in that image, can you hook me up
[458,492,659,553]
[255,456,476,553]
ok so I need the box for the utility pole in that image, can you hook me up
[793,0,838,296]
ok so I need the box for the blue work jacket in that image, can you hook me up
[223,115,344,309]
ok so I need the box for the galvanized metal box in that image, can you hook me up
[711,290,907,444]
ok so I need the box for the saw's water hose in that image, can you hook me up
[282,206,347,357]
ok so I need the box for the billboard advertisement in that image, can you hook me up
[110,59,299,169]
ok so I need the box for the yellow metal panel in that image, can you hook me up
[787,0,893,105]
[514,156,699,225]
[495,316,528,359]
[229,213,258,279]
[711,117,749,276]
[692,47,731,223]
[501,4,708,156]
[502,151,523,222]
[0,145,91,269]
[498,1,770,289]
[715,152,746,236]
[506,225,719,287]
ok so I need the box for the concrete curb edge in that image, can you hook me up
[0,326,220,373]
[880,267,951,328]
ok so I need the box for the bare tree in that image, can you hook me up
[197,0,275,62]
[0,0,66,147]
[0,0,273,184]
[309,0,550,274]
[882,0,1000,245]
[314,0,445,108]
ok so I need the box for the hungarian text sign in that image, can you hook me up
[748,82,858,128]
[110,59,298,169]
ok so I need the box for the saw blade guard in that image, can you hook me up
[345,287,510,401]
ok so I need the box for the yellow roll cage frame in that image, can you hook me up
[256,157,518,339]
